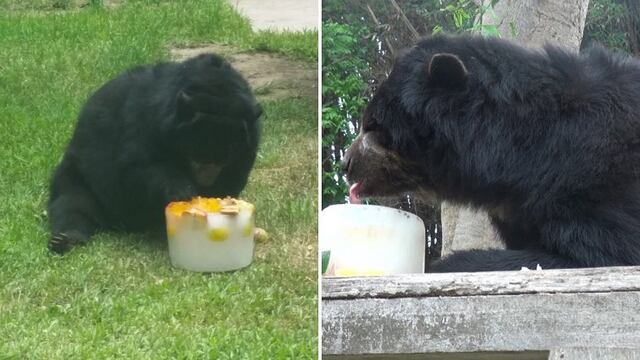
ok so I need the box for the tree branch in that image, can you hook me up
[388,0,420,40]
[364,4,395,56]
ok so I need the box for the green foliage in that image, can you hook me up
[583,0,636,53]
[441,1,476,30]
[440,0,501,36]
[321,20,370,207]
[405,0,496,34]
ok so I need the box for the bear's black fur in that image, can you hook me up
[344,34,640,272]
[48,53,261,254]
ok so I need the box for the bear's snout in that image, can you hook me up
[342,133,367,182]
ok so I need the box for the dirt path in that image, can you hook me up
[172,0,318,101]
[229,0,318,32]
[171,44,317,102]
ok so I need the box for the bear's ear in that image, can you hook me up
[427,53,468,90]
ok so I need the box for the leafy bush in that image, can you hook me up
[582,0,639,55]
[321,21,370,207]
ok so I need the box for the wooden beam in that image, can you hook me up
[322,348,640,359]
[323,266,640,299]
[322,267,640,357]
[323,351,548,359]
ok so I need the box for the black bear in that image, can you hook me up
[48,53,262,254]
[344,34,640,272]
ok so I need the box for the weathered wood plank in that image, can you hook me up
[322,348,640,360]
[322,292,640,356]
[322,266,640,299]
[323,351,548,359]
[548,347,640,360]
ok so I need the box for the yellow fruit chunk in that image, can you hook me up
[192,197,221,213]
[167,224,177,237]
[335,268,386,276]
[167,197,254,216]
[208,227,229,242]
[242,223,253,237]
[166,201,191,216]
[254,228,269,243]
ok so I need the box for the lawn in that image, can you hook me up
[0,1,318,358]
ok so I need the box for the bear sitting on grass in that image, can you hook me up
[48,54,261,254]
[344,34,640,272]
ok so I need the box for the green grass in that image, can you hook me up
[0,1,318,358]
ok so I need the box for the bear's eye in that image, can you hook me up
[374,129,392,148]
[360,114,393,147]
[366,125,392,148]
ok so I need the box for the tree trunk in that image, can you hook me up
[440,0,590,257]
[484,0,589,49]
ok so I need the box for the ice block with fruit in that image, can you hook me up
[165,197,255,272]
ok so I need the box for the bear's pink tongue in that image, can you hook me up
[349,183,361,204]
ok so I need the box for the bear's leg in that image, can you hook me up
[428,249,580,272]
[539,215,640,268]
[48,160,104,254]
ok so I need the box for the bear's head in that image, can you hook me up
[172,54,262,187]
[343,36,470,202]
